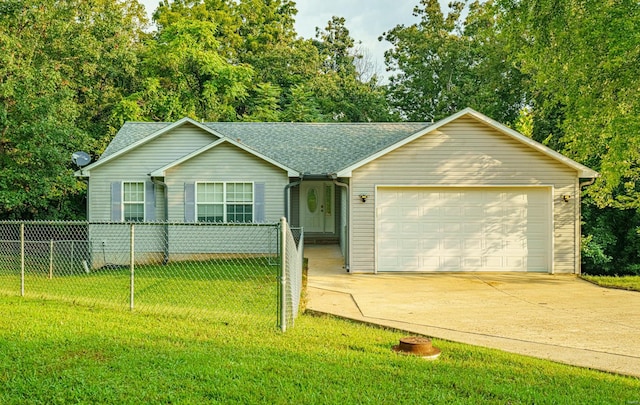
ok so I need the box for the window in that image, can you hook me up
[123,182,145,222]
[196,182,253,223]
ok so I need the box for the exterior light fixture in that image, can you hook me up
[562,195,571,202]
[359,194,369,203]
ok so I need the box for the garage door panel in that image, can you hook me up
[442,206,462,216]
[506,257,525,269]
[397,222,419,234]
[400,239,420,251]
[463,257,482,268]
[379,256,399,270]
[399,206,421,218]
[484,256,505,268]
[463,223,482,234]
[441,223,462,233]
[421,238,439,250]
[463,206,485,218]
[440,256,461,269]
[377,187,550,272]
[464,239,482,251]
[379,221,400,234]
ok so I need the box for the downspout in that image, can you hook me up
[332,176,350,272]
[579,178,596,188]
[577,177,597,274]
[151,177,170,265]
[284,176,302,222]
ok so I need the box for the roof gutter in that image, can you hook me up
[301,173,334,180]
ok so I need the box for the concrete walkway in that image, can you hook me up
[304,245,640,378]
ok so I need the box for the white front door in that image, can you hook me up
[300,182,335,233]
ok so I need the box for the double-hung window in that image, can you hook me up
[196,182,253,223]
[123,182,145,222]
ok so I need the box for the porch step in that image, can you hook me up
[304,237,339,245]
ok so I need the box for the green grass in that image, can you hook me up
[0,296,638,404]
[581,275,640,292]
[0,259,278,323]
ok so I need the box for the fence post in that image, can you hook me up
[71,240,75,273]
[130,223,135,311]
[20,223,25,297]
[49,239,54,279]
[280,217,287,332]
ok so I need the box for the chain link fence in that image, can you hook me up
[0,219,303,331]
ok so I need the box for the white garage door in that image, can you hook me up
[376,187,551,272]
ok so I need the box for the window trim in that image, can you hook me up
[122,181,145,222]
[195,181,255,223]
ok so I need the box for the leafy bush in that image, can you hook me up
[582,204,640,275]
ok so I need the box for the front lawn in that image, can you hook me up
[0,258,278,325]
[0,296,638,404]
[581,275,640,292]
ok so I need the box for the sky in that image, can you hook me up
[138,0,441,79]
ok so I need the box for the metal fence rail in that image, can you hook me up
[0,219,303,331]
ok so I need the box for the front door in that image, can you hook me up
[300,182,335,233]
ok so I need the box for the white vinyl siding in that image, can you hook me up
[166,142,288,223]
[196,182,254,223]
[350,116,579,274]
[88,123,217,222]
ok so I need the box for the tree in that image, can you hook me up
[118,7,254,122]
[0,0,147,219]
[382,0,527,123]
[311,16,394,122]
[495,0,640,274]
[147,1,392,122]
[497,0,640,209]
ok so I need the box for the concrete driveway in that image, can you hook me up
[304,245,640,378]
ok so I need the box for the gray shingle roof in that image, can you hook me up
[101,122,171,159]
[102,121,432,175]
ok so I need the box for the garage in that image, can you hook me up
[376,187,551,272]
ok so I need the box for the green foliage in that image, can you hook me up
[497,0,640,209]
[311,17,395,122]
[1,297,639,403]
[0,0,144,219]
[581,203,640,275]
[1,0,394,219]
[148,0,390,123]
[382,0,640,272]
[133,15,254,121]
[382,0,526,123]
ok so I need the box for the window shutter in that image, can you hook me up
[184,182,195,222]
[145,181,156,222]
[111,182,122,222]
[254,182,265,223]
